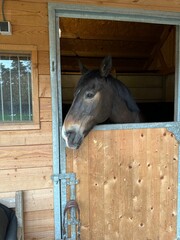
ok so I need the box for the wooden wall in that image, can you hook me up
[0,1,179,239]
[66,128,178,240]
[0,1,53,239]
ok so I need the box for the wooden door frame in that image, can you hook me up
[48,3,180,239]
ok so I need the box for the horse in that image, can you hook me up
[62,56,142,149]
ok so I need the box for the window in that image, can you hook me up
[0,45,39,130]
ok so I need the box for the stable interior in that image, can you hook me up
[60,17,175,122]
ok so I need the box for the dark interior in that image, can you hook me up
[60,18,175,122]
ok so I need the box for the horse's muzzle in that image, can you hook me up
[62,129,83,149]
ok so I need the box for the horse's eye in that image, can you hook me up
[85,92,94,99]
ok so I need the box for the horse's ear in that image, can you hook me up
[100,56,112,77]
[78,60,88,75]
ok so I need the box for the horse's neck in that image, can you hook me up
[109,96,140,123]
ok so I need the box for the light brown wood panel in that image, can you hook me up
[39,75,51,98]
[66,128,178,240]
[40,98,52,122]
[0,122,52,146]
[0,144,52,169]
[0,167,52,192]
[103,130,120,239]
[38,51,50,75]
[24,209,54,240]
[5,0,180,12]
[1,26,49,51]
[88,130,105,239]
[118,129,134,239]
[5,1,48,27]
[24,189,53,212]
[0,189,53,212]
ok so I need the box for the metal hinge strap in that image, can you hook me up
[51,173,80,240]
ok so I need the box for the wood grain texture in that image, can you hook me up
[67,128,178,240]
[0,1,178,239]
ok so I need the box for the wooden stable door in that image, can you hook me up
[66,128,178,240]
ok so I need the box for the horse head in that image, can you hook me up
[62,56,113,149]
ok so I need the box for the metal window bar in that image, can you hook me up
[0,56,4,121]
[9,56,14,121]
[27,57,32,121]
[17,56,22,121]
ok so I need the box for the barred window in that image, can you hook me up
[0,45,39,130]
[0,54,32,122]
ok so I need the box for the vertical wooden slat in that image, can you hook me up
[103,130,120,240]
[89,130,105,240]
[159,129,177,239]
[73,137,90,240]
[132,129,147,240]
[66,128,178,240]
[146,128,161,239]
[118,130,134,239]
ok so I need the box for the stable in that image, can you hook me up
[49,3,180,240]
[0,1,180,239]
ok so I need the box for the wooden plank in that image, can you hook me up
[24,209,54,240]
[39,75,51,97]
[118,130,134,239]
[117,75,163,88]
[40,98,52,122]
[0,189,53,212]
[130,88,163,101]
[66,128,178,239]
[1,26,49,51]
[5,1,48,27]
[146,128,161,239]
[61,56,148,73]
[38,51,50,75]
[103,130,120,239]
[0,122,52,146]
[24,189,53,212]
[0,167,53,192]
[60,18,164,41]
[61,38,154,58]
[71,136,90,240]
[159,129,177,239]
[0,144,52,169]
[132,129,147,240]
[6,0,180,12]
[88,130,105,240]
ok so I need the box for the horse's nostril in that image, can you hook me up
[66,130,73,136]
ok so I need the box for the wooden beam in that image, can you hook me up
[60,38,154,58]
[144,26,174,70]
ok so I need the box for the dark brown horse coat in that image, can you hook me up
[62,56,141,149]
